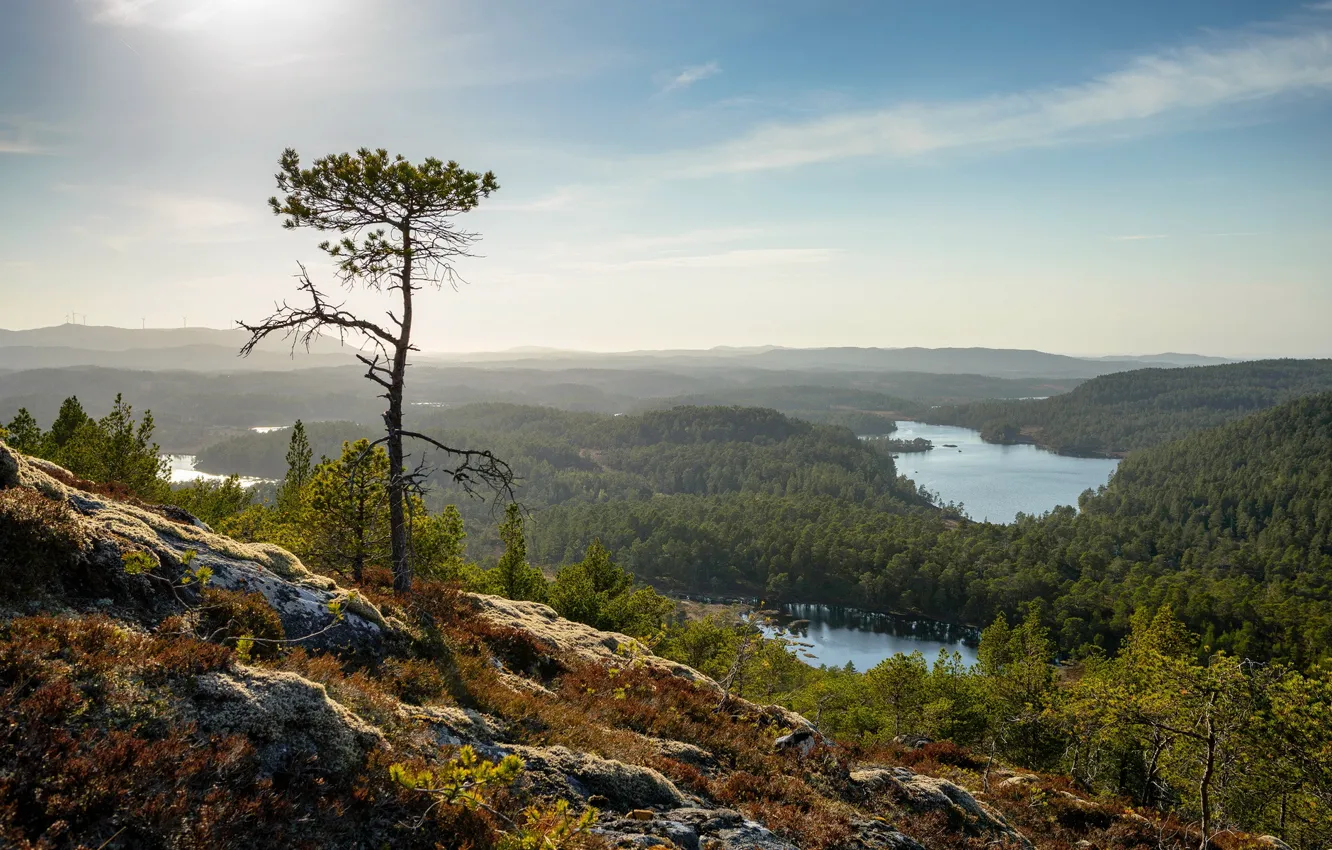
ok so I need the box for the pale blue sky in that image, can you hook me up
[1,0,1330,356]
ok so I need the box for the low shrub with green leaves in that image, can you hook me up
[193,587,286,659]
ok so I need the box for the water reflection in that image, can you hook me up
[164,454,272,488]
[885,422,1119,524]
[760,603,979,671]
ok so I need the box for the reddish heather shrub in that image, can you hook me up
[360,565,396,590]
[895,741,988,771]
[649,757,709,795]
[894,810,993,850]
[0,615,520,849]
[746,799,854,850]
[34,463,153,506]
[0,488,88,598]
[380,657,451,705]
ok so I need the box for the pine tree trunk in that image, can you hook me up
[1199,719,1216,850]
[389,229,415,594]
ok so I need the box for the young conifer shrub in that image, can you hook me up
[195,587,286,658]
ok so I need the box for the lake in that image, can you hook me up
[764,420,1118,668]
[886,422,1120,524]
[759,603,979,671]
[165,454,272,488]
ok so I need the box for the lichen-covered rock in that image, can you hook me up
[651,738,718,772]
[596,810,924,850]
[469,594,708,681]
[850,820,927,850]
[469,593,818,736]
[401,704,507,748]
[504,745,688,812]
[774,729,817,756]
[595,806,798,850]
[190,667,386,776]
[0,441,389,656]
[852,767,1031,849]
[0,441,18,490]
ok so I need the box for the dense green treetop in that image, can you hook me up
[534,393,1332,666]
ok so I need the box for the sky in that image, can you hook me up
[1,0,1330,357]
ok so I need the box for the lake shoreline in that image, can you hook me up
[660,587,985,640]
[887,420,1119,523]
[911,417,1130,459]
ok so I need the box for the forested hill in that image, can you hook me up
[197,403,931,519]
[192,394,1332,664]
[533,394,1332,665]
[1093,392,1332,551]
[925,358,1332,456]
[632,385,921,435]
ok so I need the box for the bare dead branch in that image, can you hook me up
[237,264,400,358]
[395,428,518,503]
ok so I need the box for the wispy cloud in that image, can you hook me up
[80,0,338,31]
[81,0,197,29]
[660,61,721,93]
[0,119,49,155]
[573,248,837,272]
[66,187,263,252]
[0,139,42,155]
[489,186,602,213]
[603,227,765,253]
[680,16,1332,174]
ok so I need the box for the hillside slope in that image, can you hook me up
[0,438,1196,850]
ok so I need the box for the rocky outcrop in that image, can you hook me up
[592,807,927,850]
[469,593,817,736]
[594,806,797,850]
[0,440,389,656]
[504,745,689,811]
[402,704,509,748]
[852,766,1032,849]
[469,594,707,682]
[0,439,1066,850]
[190,667,387,775]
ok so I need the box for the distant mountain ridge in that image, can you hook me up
[1,324,1233,379]
[0,324,349,354]
[0,324,355,372]
[424,345,1233,379]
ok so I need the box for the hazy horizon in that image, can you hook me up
[0,320,1267,361]
[2,1,1330,357]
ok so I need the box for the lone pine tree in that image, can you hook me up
[239,148,514,592]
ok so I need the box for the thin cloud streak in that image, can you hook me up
[680,20,1332,174]
[81,0,206,29]
[0,118,50,154]
[0,140,43,154]
[661,61,721,93]
[572,248,837,272]
[603,227,765,252]
[65,187,264,252]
